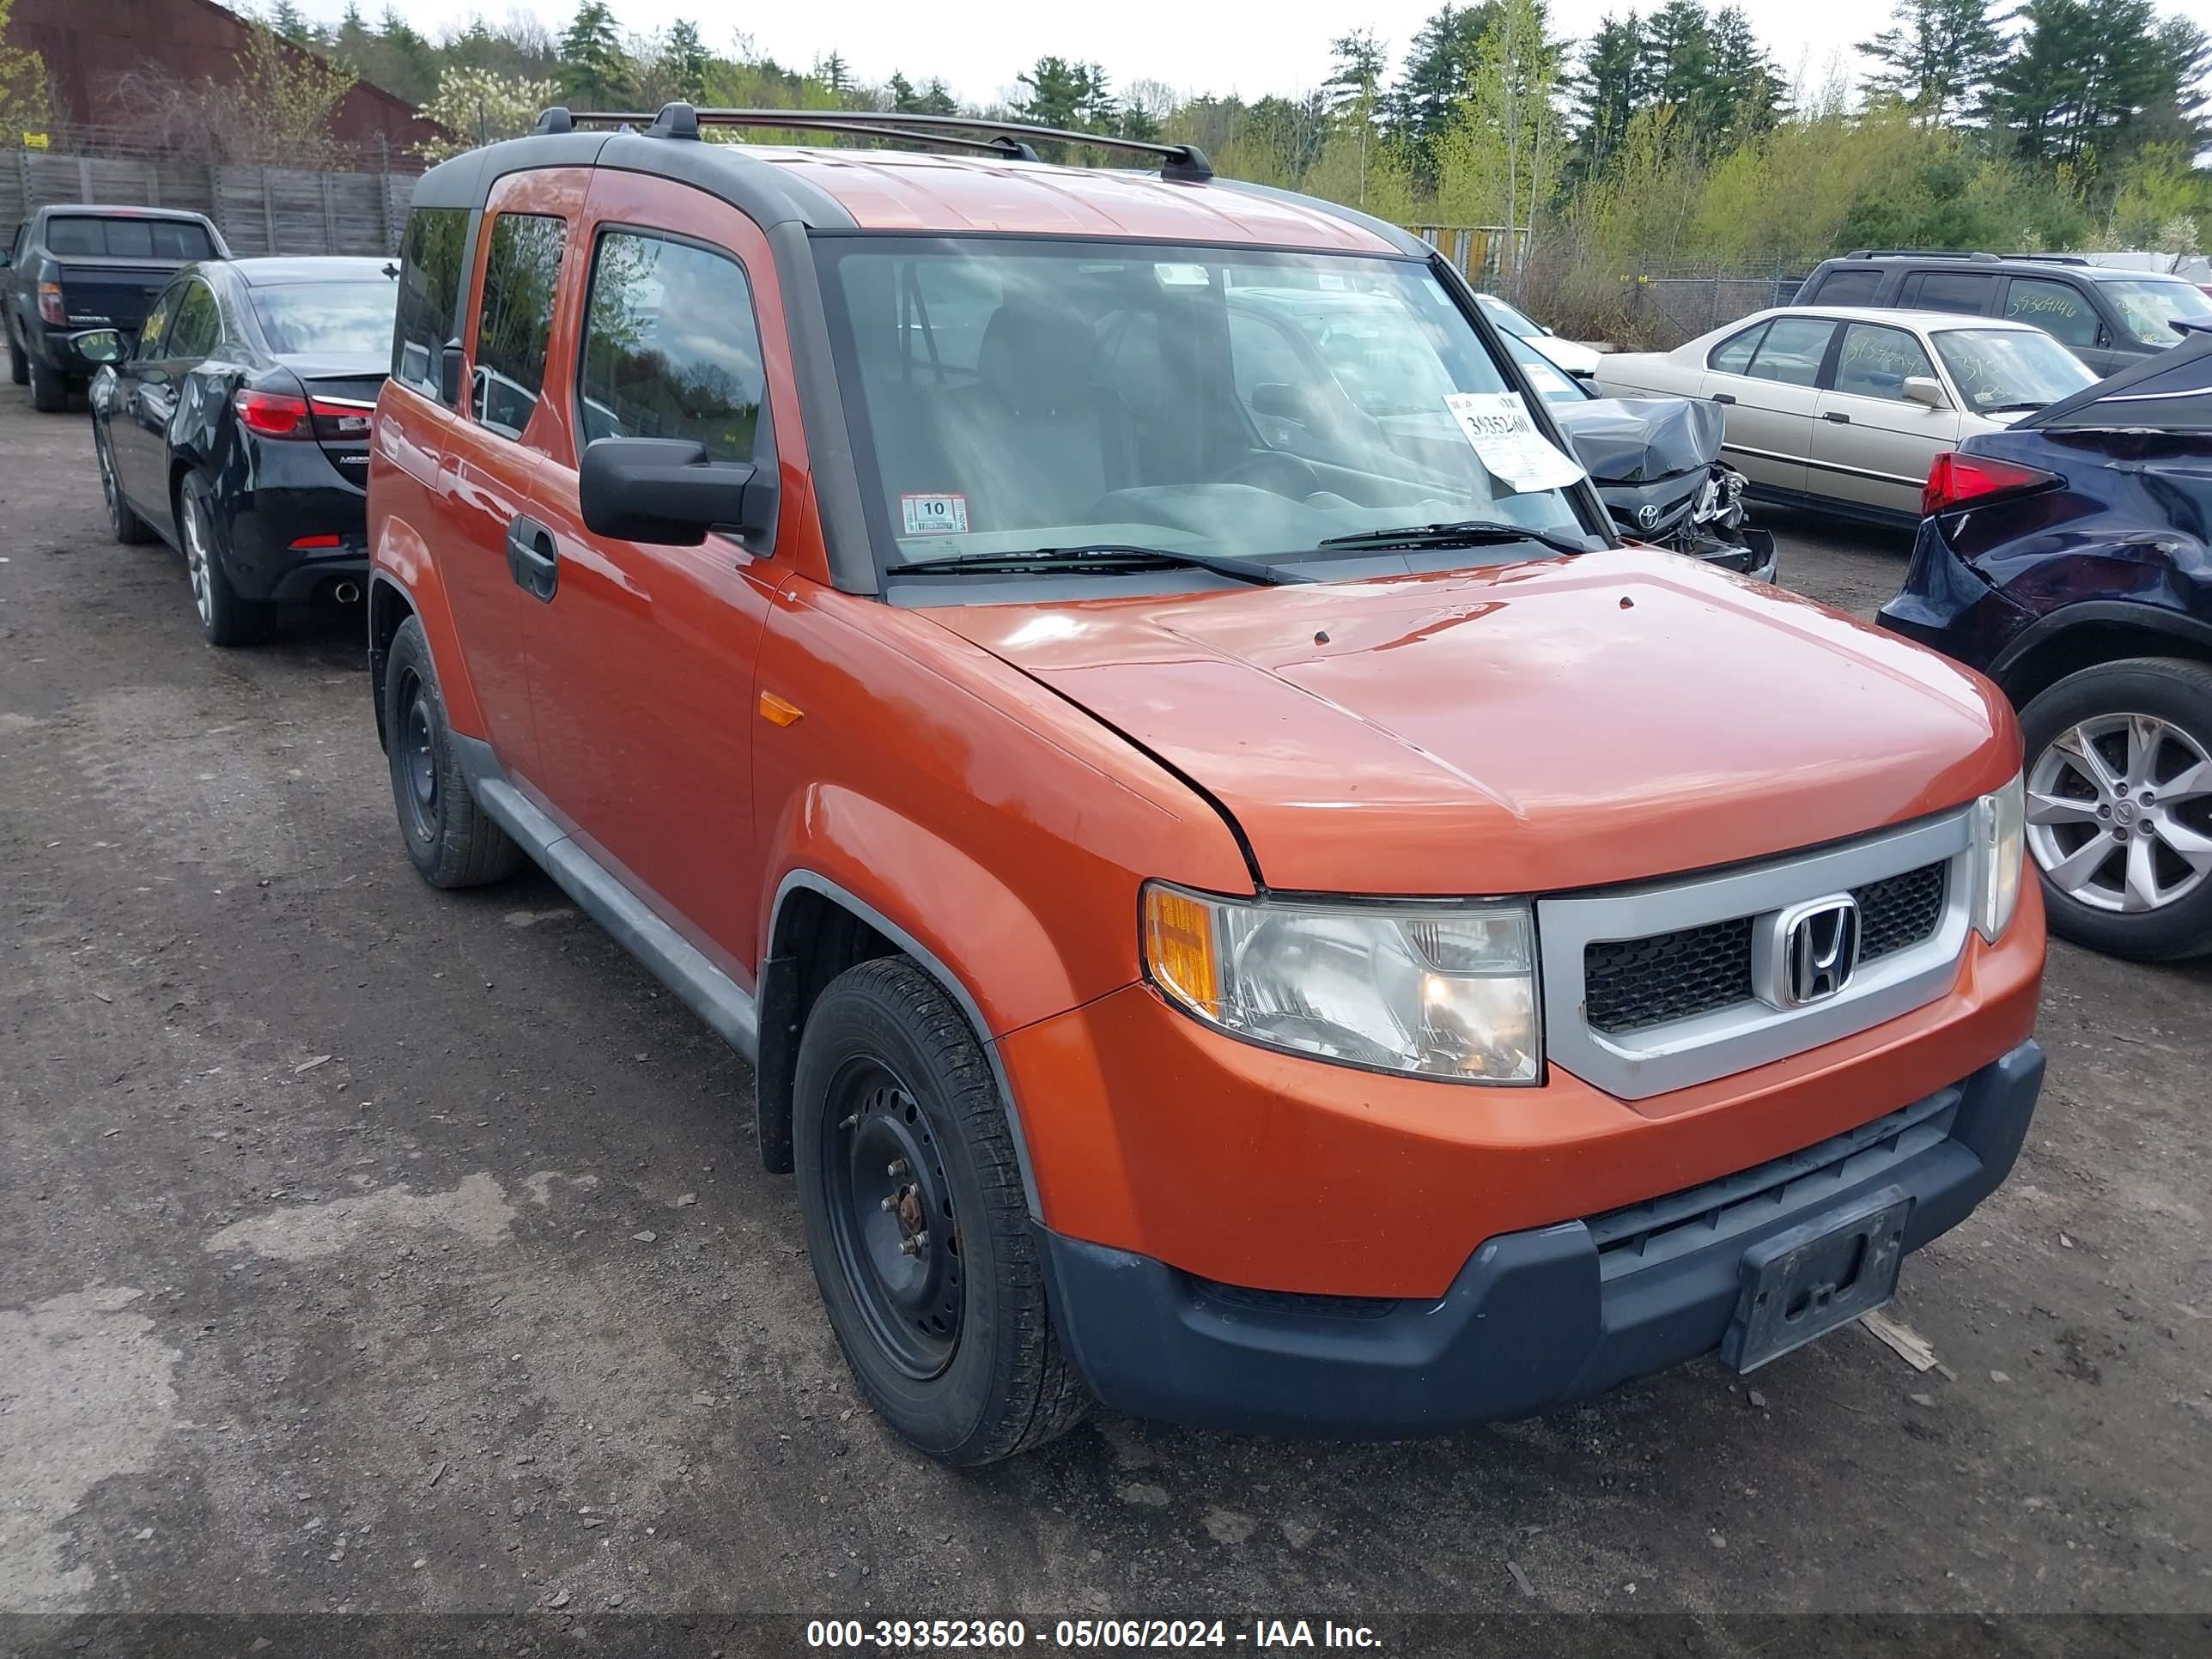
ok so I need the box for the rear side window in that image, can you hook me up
[1707,321,1767,373]
[46,215,215,259]
[2003,276,2098,347]
[1744,318,1836,386]
[392,206,471,404]
[135,283,179,359]
[472,213,568,441]
[578,230,769,465]
[1808,267,1882,307]
[1899,270,1996,316]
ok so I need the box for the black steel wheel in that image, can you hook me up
[793,957,1089,1465]
[378,614,525,890]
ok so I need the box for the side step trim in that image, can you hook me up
[454,734,760,1064]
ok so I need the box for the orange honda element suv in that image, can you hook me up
[368,105,2045,1466]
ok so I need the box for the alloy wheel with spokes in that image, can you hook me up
[98,432,123,532]
[180,489,215,629]
[2027,711,2212,915]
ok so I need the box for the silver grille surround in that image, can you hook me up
[1539,809,1975,1100]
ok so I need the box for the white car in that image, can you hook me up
[1595,306,2099,526]
[1475,292,1602,380]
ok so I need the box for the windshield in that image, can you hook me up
[250,282,399,356]
[1476,293,1541,338]
[2104,278,2212,347]
[1932,328,2099,412]
[819,239,1591,576]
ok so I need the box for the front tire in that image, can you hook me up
[794,957,1088,1466]
[177,475,273,647]
[380,615,525,889]
[2020,658,2212,961]
[96,423,153,544]
[6,322,26,386]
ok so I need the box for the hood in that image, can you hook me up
[1527,333,1602,377]
[1551,395,1723,483]
[932,551,2018,896]
[2025,320,2212,431]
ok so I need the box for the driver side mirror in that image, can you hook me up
[439,339,465,408]
[580,437,778,546]
[72,328,125,364]
[1902,376,1950,410]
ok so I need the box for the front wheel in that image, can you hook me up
[6,322,26,386]
[2020,658,2212,961]
[793,957,1088,1466]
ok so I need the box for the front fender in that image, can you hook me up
[763,785,1096,1040]
[370,520,489,738]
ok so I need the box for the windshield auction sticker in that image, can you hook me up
[1443,392,1586,492]
[901,493,970,536]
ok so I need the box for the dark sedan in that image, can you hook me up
[1880,321,2212,962]
[86,256,396,645]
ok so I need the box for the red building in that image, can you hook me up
[10,0,441,153]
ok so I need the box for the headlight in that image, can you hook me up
[1973,770,2025,943]
[1140,882,1540,1083]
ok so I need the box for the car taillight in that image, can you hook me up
[37,282,64,325]
[1923,453,2058,517]
[308,398,373,439]
[233,388,312,438]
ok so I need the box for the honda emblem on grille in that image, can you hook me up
[1752,894,1863,1010]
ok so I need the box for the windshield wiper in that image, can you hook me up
[896,543,1313,586]
[1978,401,2048,414]
[1317,520,1600,557]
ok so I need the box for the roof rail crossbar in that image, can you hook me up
[1843,246,2094,266]
[529,104,1211,181]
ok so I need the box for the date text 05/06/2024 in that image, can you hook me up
[805,1619,1383,1650]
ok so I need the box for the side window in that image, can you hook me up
[1899,270,1996,316]
[1809,267,1882,307]
[579,230,769,465]
[1706,321,1768,373]
[2003,277,2099,347]
[392,205,471,404]
[1832,323,1936,400]
[1744,318,1836,386]
[135,283,180,360]
[471,212,568,441]
[164,281,219,360]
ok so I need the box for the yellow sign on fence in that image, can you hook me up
[21,131,48,149]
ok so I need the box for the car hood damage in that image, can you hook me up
[935,550,2021,895]
[1550,394,1726,483]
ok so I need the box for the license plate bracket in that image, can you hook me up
[1720,1185,1913,1374]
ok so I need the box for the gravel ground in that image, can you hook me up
[2,384,2208,1640]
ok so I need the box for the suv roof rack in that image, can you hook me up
[529,102,1214,183]
[1841,247,2092,266]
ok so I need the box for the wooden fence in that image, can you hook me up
[6,143,417,258]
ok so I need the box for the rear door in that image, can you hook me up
[1809,321,1961,517]
[1999,274,2124,375]
[1698,315,1836,492]
[516,169,788,978]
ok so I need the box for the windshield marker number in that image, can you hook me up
[901,493,970,536]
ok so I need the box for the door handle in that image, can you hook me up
[1711,392,1736,404]
[1823,410,1851,423]
[506,514,559,603]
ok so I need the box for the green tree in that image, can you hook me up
[0,0,54,138]
[1639,0,1716,117]
[1706,6,1783,143]
[916,76,960,116]
[1388,2,1501,172]
[1569,12,1646,179]
[1323,29,1389,116]
[557,0,632,110]
[268,0,316,46]
[1856,0,2009,120]
[1015,56,1092,128]
[1987,0,2178,167]
[661,20,709,103]
[816,51,851,104]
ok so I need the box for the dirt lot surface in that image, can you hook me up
[2,386,2208,1644]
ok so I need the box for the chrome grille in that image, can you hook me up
[1583,860,1950,1036]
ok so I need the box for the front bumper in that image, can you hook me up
[1043,1039,2043,1436]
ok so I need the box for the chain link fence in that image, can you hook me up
[7,134,423,258]
[1626,263,1810,347]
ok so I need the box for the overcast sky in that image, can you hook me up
[309,0,1904,109]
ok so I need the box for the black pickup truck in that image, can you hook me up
[4,205,229,411]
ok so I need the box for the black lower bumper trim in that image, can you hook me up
[1041,1040,2044,1437]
